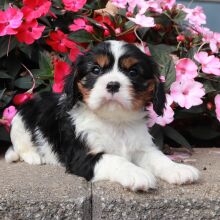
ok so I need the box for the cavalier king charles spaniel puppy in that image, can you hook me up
[5,40,199,191]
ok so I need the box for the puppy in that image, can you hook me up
[5,40,199,191]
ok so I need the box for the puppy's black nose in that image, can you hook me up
[106,81,120,94]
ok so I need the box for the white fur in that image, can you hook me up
[7,113,59,165]
[93,154,156,191]
[34,129,59,165]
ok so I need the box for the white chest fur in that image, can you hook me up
[69,105,154,160]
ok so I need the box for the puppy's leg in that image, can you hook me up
[8,114,41,165]
[134,148,199,185]
[93,154,156,191]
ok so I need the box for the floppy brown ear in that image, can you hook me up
[152,81,166,116]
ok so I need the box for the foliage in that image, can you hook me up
[0,0,220,148]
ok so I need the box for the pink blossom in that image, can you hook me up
[0,8,23,36]
[129,14,155,27]
[184,6,206,26]
[62,0,86,12]
[22,0,51,22]
[69,18,93,33]
[158,0,175,10]
[175,58,198,80]
[0,106,17,132]
[147,94,174,127]
[194,52,220,76]
[170,79,205,109]
[209,32,220,53]
[214,94,220,122]
[111,0,128,8]
[16,20,45,45]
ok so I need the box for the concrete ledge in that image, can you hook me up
[0,161,91,220]
[92,148,220,219]
[0,148,220,219]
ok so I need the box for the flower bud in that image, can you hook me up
[176,35,185,42]
[207,102,214,110]
[13,93,33,106]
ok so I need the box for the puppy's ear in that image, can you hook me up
[153,80,166,116]
[63,56,83,109]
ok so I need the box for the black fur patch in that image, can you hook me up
[19,92,103,181]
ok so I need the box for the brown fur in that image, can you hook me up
[121,57,138,69]
[131,79,156,110]
[77,82,90,103]
[95,54,110,67]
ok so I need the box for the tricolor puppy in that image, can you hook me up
[5,41,199,191]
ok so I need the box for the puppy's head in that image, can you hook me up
[64,40,165,119]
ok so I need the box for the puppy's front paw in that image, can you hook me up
[21,152,42,165]
[158,163,199,185]
[115,165,156,191]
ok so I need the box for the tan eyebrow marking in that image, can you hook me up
[94,54,110,67]
[121,57,139,69]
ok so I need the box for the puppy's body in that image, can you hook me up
[6,41,199,191]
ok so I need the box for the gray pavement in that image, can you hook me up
[0,148,220,219]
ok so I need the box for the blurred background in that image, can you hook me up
[177,0,220,32]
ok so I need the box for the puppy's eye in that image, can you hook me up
[92,66,101,75]
[128,69,138,78]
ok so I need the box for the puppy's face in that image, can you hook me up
[65,41,165,118]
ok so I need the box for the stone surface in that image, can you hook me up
[0,156,91,220]
[92,148,220,220]
[0,148,220,220]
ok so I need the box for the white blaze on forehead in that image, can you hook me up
[107,40,127,72]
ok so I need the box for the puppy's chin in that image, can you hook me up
[88,100,147,123]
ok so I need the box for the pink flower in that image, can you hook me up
[16,20,45,44]
[46,30,76,53]
[13,93,33,105]
[62,0,86,12]
[69,46,81,62]
[184,6,206,26]
[111,0,128,8]
[170,79,205,109]
[129,14,155,27]
[22,0,51,22]
[53,59,71,93]
[209,32,220,53]
[159,0,175,10]
[147,94,174,127]
[214,94,220,122]
[175,58,198,80]
[69,18,93,33]
[0,8,23,36]
[0,106,17,132]
[194,52,220,76]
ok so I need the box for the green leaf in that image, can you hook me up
[150,124,164,148]
[163,126,192,149]
[14,76,33,89]
[0,89,6,100]
[188,126,220,140]
[0,71,13,79]
[186,47,199,60]
[123,21,135,30]
[6,54,21,78]
[148,44,176,91]
[203,80,216,94]
[69,30,94,43]
[0,36,18,58]
[0,126,10,142]
[173,10,187,24]
[39,52,52,75]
